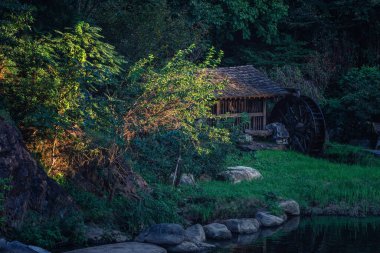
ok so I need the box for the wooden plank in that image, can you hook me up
[217,113,264,118]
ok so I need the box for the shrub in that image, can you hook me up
[123,45,227,142]
[325,67,380,141]
[269,65,325,102]
[0,178,11,228]
[324,142,380,167]
[124,45,232,182]
[0,7,126,175]
[17,210,85,249]
[63,182,182,235]
[131,129,234,183]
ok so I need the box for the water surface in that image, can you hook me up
[211,217,380,253]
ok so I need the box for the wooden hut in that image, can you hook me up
[209,65,288,131]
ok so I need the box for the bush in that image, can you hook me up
[17,210,85,249]
[324,142,380,167]
[0,7,126,175]
[131,129,235,183]
[63,182,182,235]
[325,67,380,141]
[0,178,11,228]
[269,65,325,102]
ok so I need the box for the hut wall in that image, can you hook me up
[212,98,267,130]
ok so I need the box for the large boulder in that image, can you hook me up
[279,200,300,216]
[221,219,260,234]
[217,166,262,184]
[64,242,166,253]
[0,238,6,249]
[135,224,185,246]
[203,223,232,240]
[185,224,205,242]
[0,239,51,253]
[255,212,284,227]
[27,245,51,253]
[166,241,215,253]
[0,119,74,229]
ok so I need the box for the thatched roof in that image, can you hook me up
[210,65,288,98]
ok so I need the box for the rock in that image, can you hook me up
[233,233,260,246]
[28,245,51,253]
[259,226,282,238]
[185,224,205,242]
[84,225,108,243]
[198,174,212,182]
[6,241,37,253]
[311,207,323,215]
[0,238,6,249]
[237,134,253,144]
[170,174,196,186]
[280,213,288,222]
[265,122,289,144]
[166,241,215,253]
[1,240,51,253]
[279,200,300,216]
[282,217,300,233]
[84,225,130,244]
[179,174,196,186]
[203,223,232,240]
[0,119,74,229]
[166,241,198,253]
[217,166,262,184]
[221,218,260,234]
[64,242,167,253]
[193,242,216,250]
[255,212,284,227]
[136,223,185,245]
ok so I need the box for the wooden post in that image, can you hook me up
[216,101,221,115]
[263,99,267,129]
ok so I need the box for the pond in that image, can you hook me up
[210,217,380,253]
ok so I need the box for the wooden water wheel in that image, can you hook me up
[269,95,326,155]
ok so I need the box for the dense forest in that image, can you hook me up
[0,0,380,250]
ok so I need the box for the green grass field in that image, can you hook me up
[178,149,380,222]
[21,146,380,248]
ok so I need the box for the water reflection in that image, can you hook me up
[211,217,380,253]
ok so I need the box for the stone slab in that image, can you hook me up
[64,242,166,253]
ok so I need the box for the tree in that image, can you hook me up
[326,67,380,141]
[0,3,126,171]
[89,0,204,64]
[124,46,231,181]
[189,0,288,43]
[123,45,228,147]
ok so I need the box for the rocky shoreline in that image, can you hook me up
[3,201,380,253]
[0,199,300,253]
[61,199,301,253]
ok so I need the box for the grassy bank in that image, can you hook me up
[178,149,380,222]
[15,146,380,249]
[68,147,380,228]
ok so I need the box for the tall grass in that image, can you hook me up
[324,142,380,166]
[179,149,380,222]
